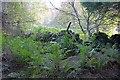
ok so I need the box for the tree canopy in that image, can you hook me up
[81,2,120,20]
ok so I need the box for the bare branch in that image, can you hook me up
[70,1,86,34]
[49,1,77,17]
[50,1,86,34]
[89,23,101,31]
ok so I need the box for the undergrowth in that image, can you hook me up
[2,30,120,78]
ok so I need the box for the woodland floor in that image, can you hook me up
[2,51,120,79]
[1,31,120,79]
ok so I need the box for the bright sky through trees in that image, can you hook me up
[44,0,66,8]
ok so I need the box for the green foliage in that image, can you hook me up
[2,2,120,78]
[8,72,20,78]
[62,33,73,48]
[81,2,119,36]
[60,33,78,57]
[81,2,115,13]
[33,27,60,34]
[78,45,92,68]
[77,42,119,70]
[2,2,49,32]
[2,29,120,78]
[90,32,109,44]
[2,35,44,65]
[92,46,118,70]
[43,43,64,77]
[0,32,2,53]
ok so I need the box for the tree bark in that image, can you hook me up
[86,13,92,37]
[70,1,86,34]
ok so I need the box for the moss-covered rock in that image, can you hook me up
[91,32,109,44]
[110,34,120,45]
[34,30,82,58]
[35,30,82,43]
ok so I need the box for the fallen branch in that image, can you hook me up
[66,22,77,42]
[67,22,72,31]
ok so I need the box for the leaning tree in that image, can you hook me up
[50,0,119,37]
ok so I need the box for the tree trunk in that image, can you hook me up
[71,2,86,34]
[86,13,92,37]
[117,21,120,34]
